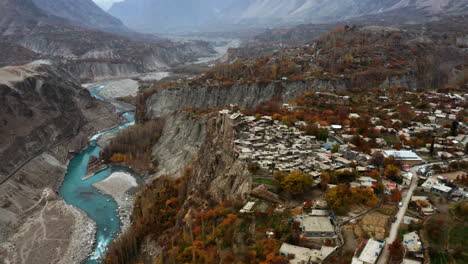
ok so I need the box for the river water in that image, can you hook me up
[59,87,135,264]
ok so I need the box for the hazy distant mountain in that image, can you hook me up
[32,0,128,33]
[109,0,468,33]
[226,0,468,24]
[109,0,235,33]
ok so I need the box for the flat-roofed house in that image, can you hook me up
[353,239,385,264]
[279,243,337,264]
[403,232,422,253]
[383,150,423,165]
[297,215,335,238]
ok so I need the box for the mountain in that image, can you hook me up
[32,0,127,33]
[0,0,128,35]
[0,0,216,80]
[109,0,468,33]
[109,0,235,33]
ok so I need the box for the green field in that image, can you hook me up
[253,178,275,185]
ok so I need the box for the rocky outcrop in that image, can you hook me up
[147,79,346,118]
[0,62,119,256]
[379,71,418,90]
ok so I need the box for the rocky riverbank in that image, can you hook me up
[93,171,137,232]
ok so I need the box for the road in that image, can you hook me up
[377,164,421,264]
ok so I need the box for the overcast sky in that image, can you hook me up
[93,0,123,11]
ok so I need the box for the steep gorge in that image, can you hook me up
[0,62,120,263]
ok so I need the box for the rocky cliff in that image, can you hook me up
[184,112,251,204]
[0,62,119,262]
[151,112,208,178]
[151,111,251,203]
[146,79,346,118]
[61,41,215,81]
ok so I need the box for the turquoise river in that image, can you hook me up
[59,85,135,264]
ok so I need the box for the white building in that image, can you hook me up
[239,201,255,213]
[421,177,452,196]
[352,239,385,264]
[403,232,422,253]
[382,150,423,165]
[279,243,336,264]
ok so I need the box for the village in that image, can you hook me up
[219,90,467,264]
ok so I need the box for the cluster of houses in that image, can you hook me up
[231,113,357,176]
[417,168,468,200]
[219,93,466,263]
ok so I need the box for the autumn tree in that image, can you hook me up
[370,152,385,168]
[384,164,402,183]
[102,118,165,172]
[331,144,340,153]
[276,171,313,196]
[317,127,329,141]
[388,238,404,261]
[326,184,352,215]
[326,185,378,215]
[330,169,359,184]
[320,172,331,189]
[390,188,402,203]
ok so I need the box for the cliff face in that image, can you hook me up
[61,41,215,81]
[185,112,251,204]
[0,62,119,245]
[379,71,418,90]
[146,79,346,118]
[152,112,207,178]
[151,111,251,204]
